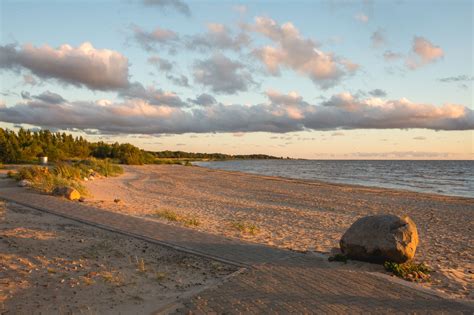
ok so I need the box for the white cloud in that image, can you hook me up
[250,17,358,88]
[0,42,129,90]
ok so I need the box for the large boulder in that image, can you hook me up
[52,186,81,201]
[340,214,418,263]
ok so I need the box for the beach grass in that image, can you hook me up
[230,221,259,235]
[153,209,200,227]
[10,159,124,197]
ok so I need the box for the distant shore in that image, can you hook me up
[82,164,474,300]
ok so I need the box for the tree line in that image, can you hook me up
[0,128,281,164]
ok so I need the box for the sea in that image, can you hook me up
[195,160,474,198]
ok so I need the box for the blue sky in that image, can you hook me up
[0,0,472,159]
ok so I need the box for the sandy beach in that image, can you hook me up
[82,164,473,300]
[0,199,237,314]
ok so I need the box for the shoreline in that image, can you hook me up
[81,164,473,300]
[192,164,474,202]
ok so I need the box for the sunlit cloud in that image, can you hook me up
[1,90,472,134]
[249,17,358,88]
[406,36,444,69]
[0,42,130,90]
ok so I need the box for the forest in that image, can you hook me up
[0,128,280,165]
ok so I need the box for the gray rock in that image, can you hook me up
[340,214,419,263]
[18,179,32,187]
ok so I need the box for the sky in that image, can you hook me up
[0,0,473,159]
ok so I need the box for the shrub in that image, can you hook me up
[153,159,184,165]
[384,261,431,282]
[13,165,87,195]
[74,159,123,177]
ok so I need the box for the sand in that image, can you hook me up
[0,200,237,314]
[83,164,473,300]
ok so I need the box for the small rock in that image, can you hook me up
[78,197,86,203]
[18,179,32,187]
[52,186,81,201]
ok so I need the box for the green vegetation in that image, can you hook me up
[153,209,200,227]
[12,165,87,195]
[151,150,281,161]
[328,254,348,263]
[384,261,432,282]
[0,128,152,165]
[0,128,282,165]
[10,160,124,196]
[230,221,259,235]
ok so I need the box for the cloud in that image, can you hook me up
[186,23,250,51]
[166,74,190,87]
[193,53,255,94]
[119,82,187,107]
[23,74,38,86]
[331,132,344,136]
[438,75,473,83]
[130,25,179,52]
[250,17,358,88]
[2,90,472,134]
[383,50,403,61]
[147,55,189,87]
[31,90,66,104]
[0,42,129,90]
[147,55,173,71]
[233,5,247,14]
[371,29,385,48]
[413,136,426,140]
[143,0,191,17]
[187,93,217,106]
[354,13,369,23]
[368,89,387,97]
[406,36,444,69]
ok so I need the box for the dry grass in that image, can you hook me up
[230,221,259,235]
[153,210,200,227]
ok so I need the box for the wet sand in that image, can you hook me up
[84,164,474,300]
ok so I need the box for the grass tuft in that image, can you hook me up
[384,261,432,282]
[230,221,259,235]
[153,210,200,227]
